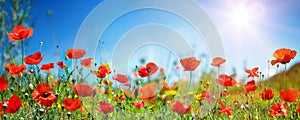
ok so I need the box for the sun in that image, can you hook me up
[229,3,264,28]
[231,6,251,26]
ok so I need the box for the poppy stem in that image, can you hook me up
[217,67,220,76]
[284,64,287,89]
[188,71,192,91]
[267,60,270,79]
[21,39,24,64]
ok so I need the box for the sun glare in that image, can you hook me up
[229,3,264,28]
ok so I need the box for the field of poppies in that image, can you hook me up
[0,25,300,120]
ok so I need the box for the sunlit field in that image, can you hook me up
[1,0,300,120]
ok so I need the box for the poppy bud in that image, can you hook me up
[29,83,34,90]
[3,103,7,110]
[3,115,7,120]
[30,69,34,74]
[24,93,29,98]
[72,79,76,84]
[39,108,45,115]
[67,112,71,118]
[55,93,59,98]
[56,45,59,49]
[39,42,43,46]
[10,87,14,93]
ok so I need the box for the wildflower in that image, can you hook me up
[66,49,86,59]
[138,62,158,78]
[245,67,259,78]
[24,52,44,65]
[41,63,54,72]
[62,98,81,112]
[0,95,22,114]
[260,89,274,101]
[7,25,33,41]
[270,103,287,118]
[244,80,257,93]
[211,57,226,67]
[218,101,234,116]
[112,74,128,83]
[180,57,200,71]
[32,83,57,107]
[271,48,297,65]
[81,58,94,68]
[74,84,94,97]
[0,77,8,92]
[96,102,114,114]
[279,88,299,102]
[216,74,236,86]
[132,101,144,109]
[172,101,191,114]
[6,63,26,76]
[57,61,66,69]
[93,64,111,79]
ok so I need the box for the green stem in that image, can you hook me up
[284,64,287,89]
[188,71,192,91]
[21,39,24,64]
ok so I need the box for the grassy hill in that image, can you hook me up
[260,63,300,90]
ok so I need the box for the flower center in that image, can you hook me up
[42,92,51,98]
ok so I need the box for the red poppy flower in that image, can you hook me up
[6,63,26,76]
[244,80,257,93]
[0,77,8,92]
[138,62,158,78]
[271,48,297,65]
[139,82,157,101]
[32,83,57,107]
[218,101,234,116]
[66,49,86,59]
[132,101,144,109]
[180,57,201,71]
[41,63,54,72]
[81,58,94,68]
[172,101,191,114]
[270,103,287,118]
[93,64,110,79]
[62,98,81,112]
[74,84,93,97]
[0,94,22,114]
[245,67,259,78]
[57,61,66,69]
[96,102,114,114]
[112,74,128,83]
[297,104,300,113]
[7,25,33,41]
[216,74,236,87]
[4,63,13,71]
[201,91,214,102]
[211,57,226,67]
[24,52,44,65]
[260,89,274,101]
[279,88,299,102]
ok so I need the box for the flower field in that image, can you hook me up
[0,25,299,120]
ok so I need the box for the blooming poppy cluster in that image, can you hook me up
[2,26,300,119]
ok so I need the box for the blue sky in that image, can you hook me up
[27,0,300,81]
